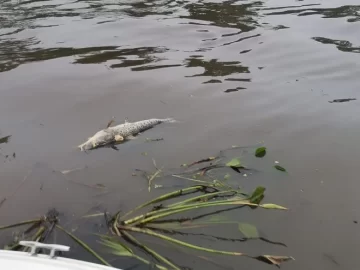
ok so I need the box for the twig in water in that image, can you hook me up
[187,156,218,167]
[148,167,163,192]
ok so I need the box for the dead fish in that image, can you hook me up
[78,118,175,151]
[329,98,356,103]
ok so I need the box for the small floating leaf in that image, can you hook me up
[255,147,266,158]
[261,203,287,210]
[141,152,148,156]
[256,255,294,265]
[0,135,11,145]
[249,186,265,204]
[226,158,242,168]
[238,223,259,238]
[274,165,286,172]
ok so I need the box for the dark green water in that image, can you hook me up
[1,0,360,269]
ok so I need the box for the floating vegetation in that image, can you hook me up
[145,137,164,142]
[0,135,11,145]
[95,183,292,269]
[274,165,287,172]
[0,209,109,266]
[329,98,356,103]
[255,147,267,158]
[0,144,293,269]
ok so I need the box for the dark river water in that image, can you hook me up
[1,0,360,269]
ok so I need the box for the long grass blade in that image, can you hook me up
[168,190,239,207]
[82,213,104,218]
[32,226,46,241]
[121,230,181,270]
[113,211,121,236]
[120,226,245,256]
[171,174,210,184]
[0,219,41,230]
[118,226,293,266]
[122,186,205,221]
[100,235,168,270]
[56,225,110,266]
[21,226,47,253]
[136,200,287,225]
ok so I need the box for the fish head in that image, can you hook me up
[78,130,115,151]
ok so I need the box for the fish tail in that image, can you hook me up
[161,118,176,123]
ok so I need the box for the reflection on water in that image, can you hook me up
[1,0,358,80]
[1,0,360,269]
[313,37,360,53]
[265,4,360,22]
[185,58,249,77]
[182,0,261,30]
[0,0,263,78]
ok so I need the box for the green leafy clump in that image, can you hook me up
[255,147,266,158]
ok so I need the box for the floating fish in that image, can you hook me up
[78,118,175,151]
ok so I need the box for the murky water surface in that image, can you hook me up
[1,0,360,269]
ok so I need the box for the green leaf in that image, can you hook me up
[238,223,259,238]
[226,158,242,168]
[261,203,287,210]
[255,147,266,158]
[274,165,286,172]
[249,186,265,204]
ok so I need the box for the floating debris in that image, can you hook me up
[60,167,87,175]
[329,98,356,103]
[274,165,287,172]
[0,135,11,145]
[224,87,246,93]
[187,156,217,167]
[145,138,164,142]
[203,79,222,84]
